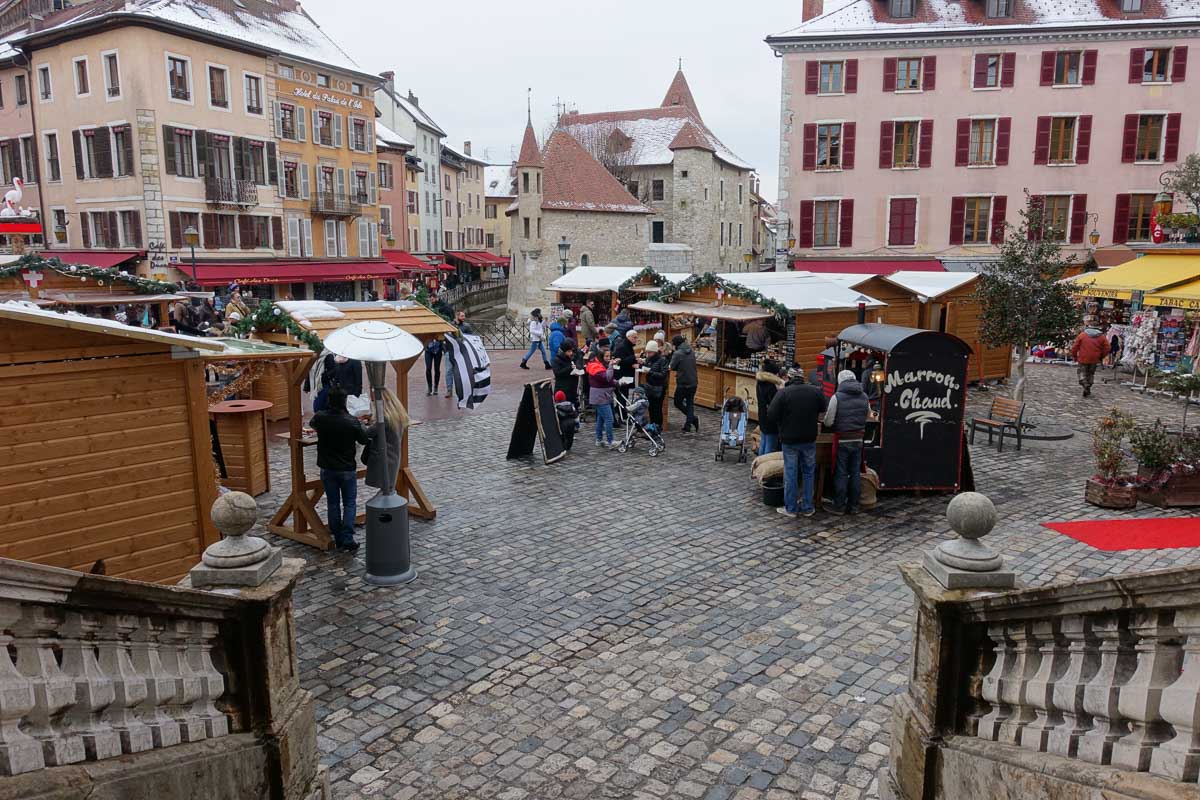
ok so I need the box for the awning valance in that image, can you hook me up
[1145,277,1200,309]
[1067,255,1200,300]
[382,249,426,269]
[192,260,397,287]
[630,299,774,321]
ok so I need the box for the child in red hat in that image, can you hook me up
[553,390,579,451]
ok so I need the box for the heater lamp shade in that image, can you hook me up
[322,320,423,363]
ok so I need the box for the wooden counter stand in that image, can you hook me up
[252,362,291,421]
[209,399,273,496]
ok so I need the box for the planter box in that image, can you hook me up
[1085,477,1137,509]
[1137,466,1200,507]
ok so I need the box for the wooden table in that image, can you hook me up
[209,399,273,496]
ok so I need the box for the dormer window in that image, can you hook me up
[889,0,915,18]
[986,0,1012,18]
[1122,0,1143,11]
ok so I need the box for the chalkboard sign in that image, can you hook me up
[506,380,566,464]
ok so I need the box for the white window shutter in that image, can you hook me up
[287,217,300,255]
[277,161,286,197]
[370,222,379,256]
[357,219,369,256]
[296,104,306,141]
[369,172,376,205]
[336,168,346,198]
[338,220,349,256]
[312,108,320,143]
[302,218,313,256]
[366,121,374,153]
[300,164,310,199]
[272,100,281,137]
[324,219,336,255]
[333,114,342,148]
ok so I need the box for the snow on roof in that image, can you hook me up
[380,87,446,137]
[715,272,886,312]
[562,108,752,171]
[485,165,515,198]
[548,266,690,293]
[882,271,978,299]
[540,129,654,215]
[375,121,412,150]
[0,300,224,350]
[770,0,1200,42]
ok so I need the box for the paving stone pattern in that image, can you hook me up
[255,363,1199,799]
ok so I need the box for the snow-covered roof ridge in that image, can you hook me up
[485,164,516,198]
[561,108,752,171]
[375,121,412,150]
[379,86,447,138]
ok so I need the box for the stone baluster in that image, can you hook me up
[130,616,181,749]
[59,611,122,761]
[977,622,1013,740]
[1047,615,1100,759]
[1150,607,1200,781]
[963,631,994,738]
[158,619,206,742]
[996,621,1042,745]
[1078,614,1136,765]
[97,614,153,754]
[187,621,228,738]
[0,599,44,775]
[1019,619,1068,752]
[11,605,84,766]
[1111,611,1183,771]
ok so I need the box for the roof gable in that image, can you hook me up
[661,69,700,116]
[668,120,716,153]
[541,130,653,215]
[516,121,541,167]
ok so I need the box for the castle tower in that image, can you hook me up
[509,118,545,313]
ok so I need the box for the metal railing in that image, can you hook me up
[439,277,507,308]
[311,191,362,217]
[204,176,258,207]
[468,316,530,350]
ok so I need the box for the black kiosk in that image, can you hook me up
[834,324,972,491]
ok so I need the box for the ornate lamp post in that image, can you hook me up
[183,225,200,283]
[743,251,754,272]
[558,235,571,276]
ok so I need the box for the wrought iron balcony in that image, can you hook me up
[205,176,258,207]
[311,191,362,217]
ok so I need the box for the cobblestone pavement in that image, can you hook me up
[253,362,1199,800]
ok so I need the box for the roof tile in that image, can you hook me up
[540,130,653,215]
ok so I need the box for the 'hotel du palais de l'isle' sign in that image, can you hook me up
[293,87,364,111]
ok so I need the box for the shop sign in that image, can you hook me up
[1147,296,1200,310]
[882,368,963,441]
[292,86,363,110]
[1075,287,1130,300]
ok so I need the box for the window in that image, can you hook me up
[978,54,1001,88]
[316,73,329,88]
[352,118,367,151]
[444,231,453,249]
[20,137,35,183]
[87,211,113,248]
[44,132,60,182]
[37,66,51,101]
[888,197,918,246]
[816,123,842,169]
[963,197,992,244]
[628,180,639,198]
[280,104,296,139]
[119,210,138,246]
[522,171,529,193]
[1054,51,1082,86]
[896,58,921,90]
[380,206,392,236]
[15,74,26,106]
[211,214,237,248]
[813,200,840,247]
[1128,194,1155,241]
[523,217,530,238]
[246,141,266,184]
[893,121,919,168]
[167,56,190,100]
[651,179,664,201]
[969,119,995,165]
[51,208,66,242]
[486,233,495,248]
[1042,195,1071,241]
[1123,0,1143,10]
[278,64,294,80]
[103,53,120,97]
[1136,114,1165,161]
[819,61,844,94]
[73,58,89,96]
[986,0,1012,17]
[244,74,262,114]
[351,82,363,96]
[283,161,299,198]
[407,190,417,214]
[113,126,131,176]
[378,161,393,189]
[174,128,195,177]
[652,220,665,243]
[354,171,369,204]
[316,112,332,146]
[1048,117,1077,164]
[485,204,497,219]
[889,0,914,17]
[80,128,98,178]
[1143,48,1172,83]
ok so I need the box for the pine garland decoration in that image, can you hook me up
[0,252,178,294]
[649,272,791,321]
[617,266,673,294]
[230,299,324,353]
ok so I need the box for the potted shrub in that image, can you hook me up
[1136,425,1200,507]
[1086,408,1137,509]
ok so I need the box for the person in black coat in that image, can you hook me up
[641,339,670,429]
[309,387,372,552]
[765,369,827,518]
[755,359,786,454]
[551,340,580,404]
[611,329,640,409]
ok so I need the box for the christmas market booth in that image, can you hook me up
[547,266,689,344]
[630,272,886,416]
[239,299,455,549]
[833,323,972,491]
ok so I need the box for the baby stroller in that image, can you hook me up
[716,392,749,463]
[615,384,666,456]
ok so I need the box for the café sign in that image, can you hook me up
[293,87,363,110]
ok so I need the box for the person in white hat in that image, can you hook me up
[653,329,672,358]
[642,339,670,429]
[823,369,869,515]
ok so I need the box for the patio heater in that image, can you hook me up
[323,320,423,586]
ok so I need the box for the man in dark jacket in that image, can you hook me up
[309,387,372,552]
[766,368,827,518]
[669,335,699,432]
[552,340,580,403]
[823,370,869,515]
[612,329,640,409]
[642,339,670,429]
[755,359,785,454]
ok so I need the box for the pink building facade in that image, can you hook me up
[768,0,1200,263]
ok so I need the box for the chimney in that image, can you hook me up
[463,141,472,155]
[379,71,395,92]
[407,90,419,107]
[803,0,824,20]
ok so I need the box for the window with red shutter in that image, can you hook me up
[1027,195,1045,241]
[918,119,933,168]
[888,198,917,246]
[1129,49,1145,83]
[1164,112,1182,161]
[839,199,854,247]
[803,124,817,171]
[805,61,819,95]
[1070,194,1088,243]
[1075,115,1092,163]
[955,119,970,167]
[1173,46,1188,82]
[990,196,1008,244]
[883,58,897,91]
[845,59,858,93]
[973,55,989,89]
[842,122,856,169]
[949,197,966,245]
[798,200,815,248]
[1082,50,1097,84]
[1033,117,1051,165]
[1001,53,1016,87]
[922,56,936,90]
[878,121,894,169]
[1040,51,1056,85]
[1121,114,1139,163]
[1112,194,1131,243]
[995,118,1011,165]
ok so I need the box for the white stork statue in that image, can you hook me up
[0,178,24,218]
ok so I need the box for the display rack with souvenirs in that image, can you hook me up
[716,316,795,375]
[1155,309,1198,373]
[1082,297,1130,329]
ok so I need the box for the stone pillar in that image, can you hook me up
[137,108,168,278]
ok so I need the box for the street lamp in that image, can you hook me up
[558,235,571,276]
[1155,169,1179,217]
[183,225,200,283]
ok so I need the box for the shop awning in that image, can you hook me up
[630,299,775,321]
[1145,277,1200,309]
[383,249,427,269]
[1067,255,1200,300]
[192,260,397,287]
[791,259,944,275]
[41,249,144,269]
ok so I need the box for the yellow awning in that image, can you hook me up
[1145,277,1200,309]
[1067,254,1200,300]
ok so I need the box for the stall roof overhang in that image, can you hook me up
[878,271,979,301]
[275,300,455,340]
[837,323,972,356]
[714,273,887,313]
[204,338,314,361]
[1066,255,1200,300]
[630,299,775,322]
[1144,277,1200,308]
[547,266,690,294]
[40,249,144,269]
[192,260,398,287]
[0,301,224,352]
[44,292,185,306]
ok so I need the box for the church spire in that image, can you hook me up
[516,118,541,167]
[661,68,700,117]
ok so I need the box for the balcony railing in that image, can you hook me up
[204,177,258,207]
[311,191,361,217]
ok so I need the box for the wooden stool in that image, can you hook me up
[210,399,273,496]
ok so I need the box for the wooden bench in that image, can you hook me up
[969,397,1026,452]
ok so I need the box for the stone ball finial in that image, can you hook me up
[946,492,997,541]
[212,491,258,538]
[202,492,270,569]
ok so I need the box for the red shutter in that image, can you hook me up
[1173,46,1188,82]
[1027,195,1044,241]
[1001,53,1016,87]
[996,117,1012,165]
[883,57,897,91]
[842,122,856,169]
[80,212,91,248]
[839,199,854,247]
[845,59,858,93]
[1082,50,1097,84]
[1112,194,1131,244]
[169,211,182,249]
[1033,117,1051,165]
[202,213,219,249]
[954,119,970,167]
[922,56,936,90]
[1129,48,1145,83]
[1075,115,1093,164]
[1121,114,1139,163]
[1164,113,1182,162]
[803,123,817,171]
[990,196,1007,244]
[887,201,902,245]
[972,54,988,89]
[879,121,894,169]
[949,197,966,245]
[805,61,819,94]
[1069,195,1088,243]
[798,200,815,248]
[918,119,933,168]
[1040,51,1056,85]
[889,198,916,246]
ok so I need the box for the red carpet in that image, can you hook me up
[1042,517,1200,551]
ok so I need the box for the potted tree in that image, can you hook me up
[1086,408,1137,509]
[1135,422,1200,507]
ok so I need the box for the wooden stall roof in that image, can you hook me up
[546,266,690,294]
[44,292,186,306]
[277,300,455,342]
[713,272,887,313]
[0,303,223,351]
[877,271,977,301]
[631,298,775,321]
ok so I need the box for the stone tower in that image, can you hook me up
[510,118,546,313]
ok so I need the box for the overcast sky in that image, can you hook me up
[303,0,804,201]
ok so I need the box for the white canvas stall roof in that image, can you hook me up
[630,299,774,322]
[881,271,978,301]
[0,301,224,351]
[714,272,886,313]
[547,266,690,294]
